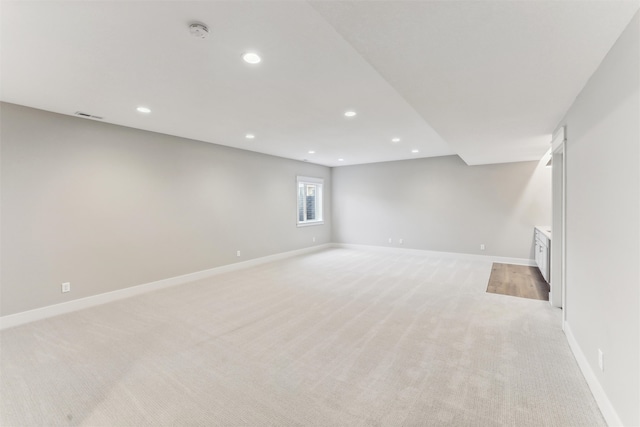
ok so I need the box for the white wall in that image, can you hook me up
[0,103,331,316]
[332,155,551,260]
[555,11,639,426]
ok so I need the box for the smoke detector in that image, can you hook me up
[189,23,209,39]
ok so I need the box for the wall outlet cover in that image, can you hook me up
[598,349,604,371]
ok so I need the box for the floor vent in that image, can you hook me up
[74,111,103,120]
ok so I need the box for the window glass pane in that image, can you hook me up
[306,184,316,220]
[298,185,305,222]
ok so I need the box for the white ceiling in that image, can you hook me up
[2,1,638,167]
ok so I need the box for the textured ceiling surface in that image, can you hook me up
[2,1,638,166]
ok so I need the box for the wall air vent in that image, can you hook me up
[74,111,103,120]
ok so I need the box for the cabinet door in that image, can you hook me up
[541,247,548,282]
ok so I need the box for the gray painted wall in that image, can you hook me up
[555,12,639,426]
[1,103,331,316]
[331,155,551,260]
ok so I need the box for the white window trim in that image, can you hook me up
[297,176,324,227]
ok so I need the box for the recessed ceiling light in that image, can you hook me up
[245,133,255,139]
[136,106,151,113]
[308,150,315,154]
[392,138,401,143]
[242,52,261,64]
[338,158,344,162]
[344,111,356,117]
[411,149,419,153]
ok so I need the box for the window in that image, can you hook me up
[297,176,323,226]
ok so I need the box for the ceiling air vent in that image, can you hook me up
[74,111,103,120]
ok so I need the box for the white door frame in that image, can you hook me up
[550,126,567,324]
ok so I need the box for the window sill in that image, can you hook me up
[297,221,324,227]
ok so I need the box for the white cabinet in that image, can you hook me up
[535,227,551,283]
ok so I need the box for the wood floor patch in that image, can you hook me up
[486,263,550,301]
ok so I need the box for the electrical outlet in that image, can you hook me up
[388,238,392,244]
[399,238,404,245]
[480,244,485,251]
[61,282,71,293]
[312,236,316,243]
[598,349,604,372]
[236,250,241,257]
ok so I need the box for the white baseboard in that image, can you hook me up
[331,243,536,266]
[0,243,533,330]
[0,244,331,331]
[4,242,616,425]
[564,322,622,427]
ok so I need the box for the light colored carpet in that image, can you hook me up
[0,248,605,426]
